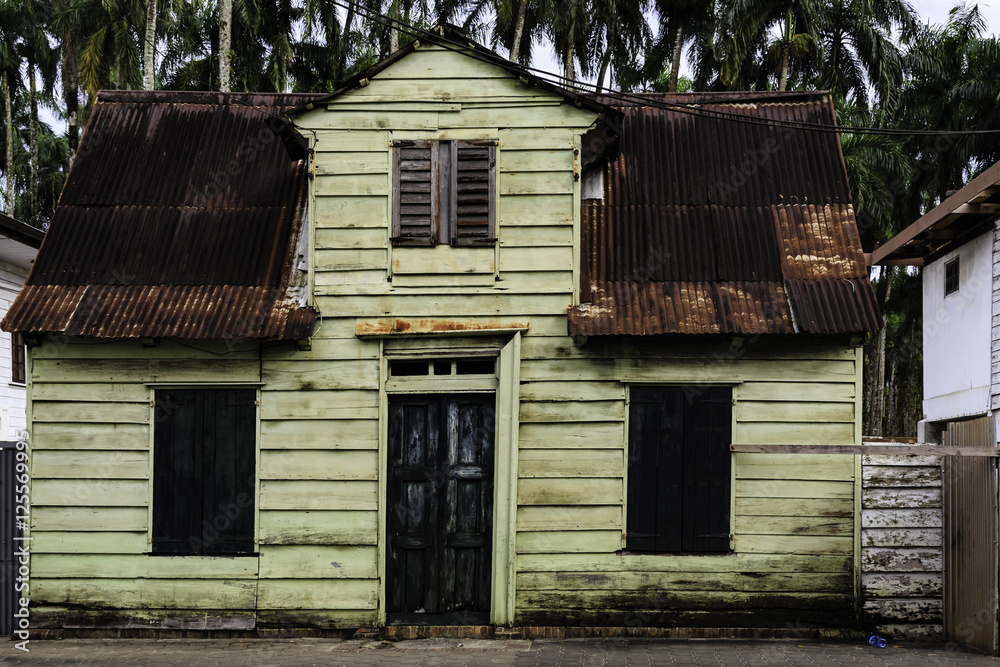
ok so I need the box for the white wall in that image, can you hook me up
[923,231,992,423]
[0,261,29,442]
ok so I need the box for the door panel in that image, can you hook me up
[387,394,494,624]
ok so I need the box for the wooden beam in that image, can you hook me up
[730,444,1000,457]
[870,160,1000,265]
[953,202,1000,214]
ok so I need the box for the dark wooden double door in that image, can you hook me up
[386,394,495,625]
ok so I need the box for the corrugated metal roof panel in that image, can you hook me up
[2,90,323,340]
[571,92,882,336]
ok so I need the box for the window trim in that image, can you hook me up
[623,383,735,555]
[148,385,260,556]
[391,139,497,247]
[945,256,960,296]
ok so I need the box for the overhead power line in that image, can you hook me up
[323,1,1000,138]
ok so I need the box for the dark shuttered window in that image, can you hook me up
[152,388,256,555]
[626,385,733,553]
[392,139,496,246]
[10,333,24,385]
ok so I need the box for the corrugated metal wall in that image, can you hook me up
[943,417,997,655]
[0,442,21,636]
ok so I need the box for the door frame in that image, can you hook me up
[376,333,520,626]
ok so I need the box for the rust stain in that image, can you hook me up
[3,91,324,340]
[355,318,530,337]
[570,92,882,336]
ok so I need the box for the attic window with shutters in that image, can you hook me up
[391,140,496,246]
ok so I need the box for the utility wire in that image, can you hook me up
[325,1,1000,138]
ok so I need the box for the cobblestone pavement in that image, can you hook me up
[1,637,999,666]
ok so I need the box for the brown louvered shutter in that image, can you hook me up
[392,140,438,245]
[450,140,496,246]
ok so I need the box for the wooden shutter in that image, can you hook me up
[392,140,438,245]
[10,334,24,385]
[152,388,256,554]
[450,141,496,246]
[626,385,732,553]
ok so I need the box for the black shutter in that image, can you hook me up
[392,140,438,245]
[626,385,732,553]
[451,141,495,246]
[153,388,256,554]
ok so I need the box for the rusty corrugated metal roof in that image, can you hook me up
[2,90,324,339]
[569,92,882,336]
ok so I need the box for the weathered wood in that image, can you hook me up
[259,481,378,510]
[862,547,943,572]
[862,598,943,623]
[260,450,378,481]
[864,465,943,486]
[862,528,942,548]
[315,227,388,249]
[31,554,258,579]
[516,571,851,593]
[31,607,259,631]
[256,579,377,610]
[735,497,853,518]
[391,246,494,275]
[862,487,942,509]
[314,196,388,229]
[259,546,377,579]
[515,530,622,554]
[519,422,624,450]
[735,381,855,402]
[734,453,854,481]
[31,507,148,532]
[733,444,995,457]
[258,510,378,545]
[733,515,853,536]
[31,531,148,554]
[516,505,622,531]
[315,173,389,197]
[862,509,941,529]
[261,359,380,391]
[498,149,574,173]
[518,400,624,423]
[516,589,852,611]
[736,401,854,423]
[518,381,625,402]
[499,194,574,226]
[516,552,851,573]
[313,151,389,175]
[32,479,148,507]
[314,249,388,271]
[32,578,257,609]
[862,572,943,597]
[32,382,150,402]
[517,449,622,478]
[863,454,943,466]
[733,534,853,555]
[33,359,259,383]
[735,422,857,446]
[499,128,577,150]
[260,419,378,450]
[735,479,855,499]
[313,130,389,152]
[517,478,623,505]
[32,451,148,479]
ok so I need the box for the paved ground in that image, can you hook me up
[0,638,998,666]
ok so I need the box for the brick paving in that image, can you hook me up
[0,637,998,666]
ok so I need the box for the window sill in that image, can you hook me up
[618,550,735,557]
[146,552,259,558]
[8,382,25,388]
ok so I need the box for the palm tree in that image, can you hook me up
[718,0,826,91]
[814,0,916,111]
[219,0,232,91]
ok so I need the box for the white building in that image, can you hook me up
[0,213,42,443]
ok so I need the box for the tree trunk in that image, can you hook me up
[2,72,13,216]
[219,0,232,92]
[668,25,684,92]
[510,0,528,63]
[337,0,355,84]
[143,0,156,90]
[389,0,399,53]
[563,16,576,86]
[28,60,39,223]
[595,23,616,93]
[778,44,789,91]
[863,267,894,436]
[63,35,80,160]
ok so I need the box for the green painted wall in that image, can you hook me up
[26,43,864,630]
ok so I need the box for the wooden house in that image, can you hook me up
[3,28,882,633]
